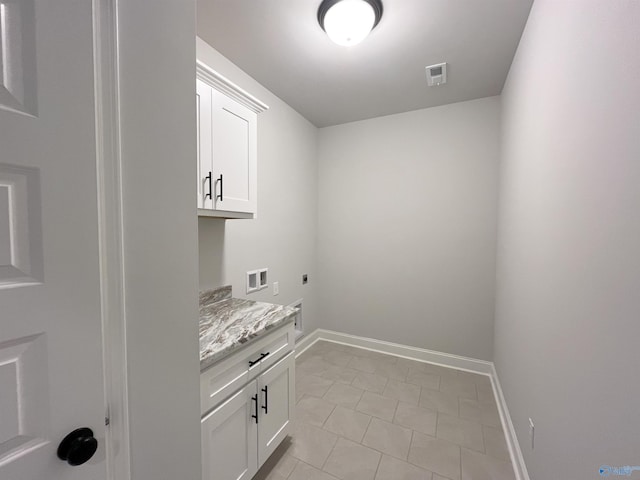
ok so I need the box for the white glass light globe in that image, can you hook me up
[323,0,376,47]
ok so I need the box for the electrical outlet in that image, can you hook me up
[529,418,535,450]
[273,281,279,296]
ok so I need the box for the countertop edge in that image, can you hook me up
[199,310,296,372]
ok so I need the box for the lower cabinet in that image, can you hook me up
[201,382,258,480]
[201,350,295,480]
[257,351,295,466]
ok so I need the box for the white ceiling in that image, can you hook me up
[197,0,533,128]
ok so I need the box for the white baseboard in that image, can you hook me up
[294,329,322,358]
[297,328,493,374]
[295,328,530,480]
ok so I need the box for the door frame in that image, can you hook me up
[93,0,130,478]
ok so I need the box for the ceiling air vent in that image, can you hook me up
[425,63,447,86]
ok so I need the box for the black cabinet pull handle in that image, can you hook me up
[205,171,212,200]
[216,174,223,201]
[248,351,270,367]
[261,385,268,414]
[251,394,259,424]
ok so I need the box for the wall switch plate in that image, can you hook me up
[529,418,535,450]
[302,274,308,285]
[273,281,279,296]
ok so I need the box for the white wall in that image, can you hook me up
[197,38,320,333]
[317,97,500,360]
[118,1,201,479]
[494,1,640,479]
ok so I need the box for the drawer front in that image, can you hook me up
[201,322,294,416]
[201,357,251,417]
[257,327,294,373]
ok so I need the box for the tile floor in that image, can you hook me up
[254,340,514,480]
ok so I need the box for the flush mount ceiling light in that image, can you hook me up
[318,0,383,47]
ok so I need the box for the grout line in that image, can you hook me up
[282,455,299,480]
[319,402,338,430]
[481,424,488,456]
[361,414,374,443]
[391,397,400,424]
[318,433,339,473]
[409,428,415,453]
[361,414,373,443]
[371,447,383,480]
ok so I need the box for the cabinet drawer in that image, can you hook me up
[201,322,294,416]
[257,328,293,373]
[201,356,251,418]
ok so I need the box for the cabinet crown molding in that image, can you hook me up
[196,60,269,114]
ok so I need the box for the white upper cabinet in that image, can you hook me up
[196,60,268,219]
[197,79,214,210]
[212,91,256,213]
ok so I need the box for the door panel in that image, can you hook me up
[257,351,295,466]
[0,164,42,287]
[0,0,107,478]
[201,382,258,480]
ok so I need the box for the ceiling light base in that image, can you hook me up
[317,0,383,30]
[318,0,384,46]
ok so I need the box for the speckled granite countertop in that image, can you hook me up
[199,286,298,371]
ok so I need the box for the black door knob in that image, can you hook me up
[57,428,98,466]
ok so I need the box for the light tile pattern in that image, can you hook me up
[394,402,437,436]
[255,341,514,480]
[362,418,413,460]
[324,406,372,443]
[356,391,398,421]
[324,437,381,480]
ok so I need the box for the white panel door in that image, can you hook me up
[201,382,258,480]
[196,79,213,210]
[212,90,257,214]
[257,352,295,467]
[0,0,107,479]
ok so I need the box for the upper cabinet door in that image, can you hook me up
[211,90,257,215]
[196,79,214,210]
[196,60,267,219]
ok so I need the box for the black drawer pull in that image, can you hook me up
[251,394,258,424]
[216,174,223,201]
[261,385,268,414]
[248,351,270,367]
[205,172,212,200]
